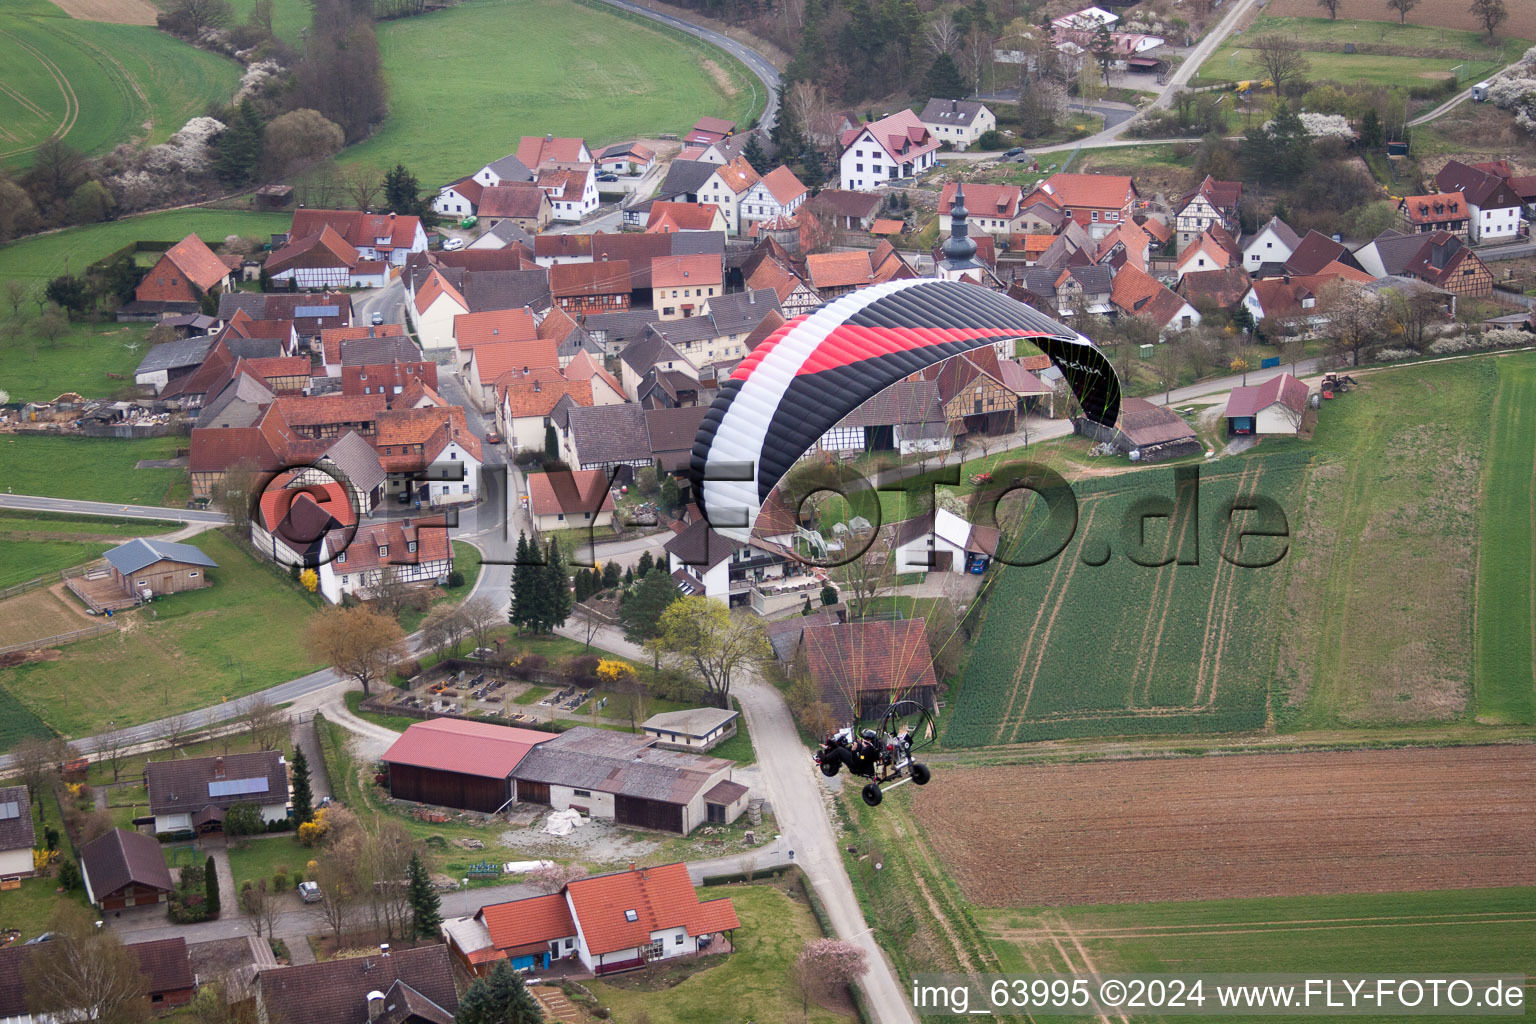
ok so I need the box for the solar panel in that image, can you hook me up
[0,802,18,820]
[294,305,340,318]
[208,777,270,798]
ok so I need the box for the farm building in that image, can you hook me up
[145,752,289,835]
[641,707,740,752]
[1078,397,1201,462]
[1224,373,1309,436]
[445,862,739,977]
[802,619,939,723]
[131,234,236,312]
[381,719,554,814]
[133,336,217,394]
[0,937,194,1020]
[510,727,744,834]
[79,828,175,910]
[0,787,35,881]
[102,538,217,600]
[891,508,1000,574]
[257,944,458,1024]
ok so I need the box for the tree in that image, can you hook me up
[3,280,29,320]
[205,854,221,918]
[821,582,838,606]
[383,163,428,218]
[262,108,343,179]
[370,564,414,620]
[510,532,539,631]
[313,808,364,944]
[43,274,86,314]
[23,139,89,214]
[1321,279,1384,367]
[166,0,233,34]
[656,597,771,709]
[341,164,384,212]
[240,693,288,751]
[794,938,868,1017]
[543,424,559,462]
[658,474,681,512]
[239,879,280,939]
[290,746,314,826]
[0,178,41,243]
[406,852,442,939]
[540,538,572,632]
[1250,34,1312,96]
[528,861,587,894]
[1385,0,1419,23]
[636,551,654,577]
[157,711,193,755]
[11,738,56,821]
[461,595,500,653]
[67,181,114,225]
[1317,0,1340,17]
[455,962,544,1024]
[923,52,966,100]
[1469,0,1508,42]
[90,727,130,784]
[22,904,149,1024]
[305,605,407,695]
[1090,21,1115,87]
[1360,107,1383,149]
[421,603,470,659]
[214,100,263,189]
[359,817,414,940]
[620,568,680,667]
[602,560,621,589]
[224,802,263,845]
[210,460,260,539]
[741,134,770,175]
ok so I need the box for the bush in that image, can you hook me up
[57,859,80,891]
[273,871,288,890]
[564,654,601,678]
[976,129,1006,150]
[265,817,293,833]
[510,653,549,680]
[447,570,466,588]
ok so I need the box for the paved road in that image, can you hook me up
[593,0,780,130]
[0,493,228,524]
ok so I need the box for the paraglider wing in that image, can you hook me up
[690,278,1120,541]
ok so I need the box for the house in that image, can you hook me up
[1401,230,1493,299]
[432,175,485,219]
[477,183,553,233]
[653,254,723,319]
[1093,220,1153,273]
[805,189,884,232]
[342,358,437,401]
[739,166,809,235]
[1110,264,1201,334]
[839,108,940,190]
[642,708,739,752]
[448,863,739,977]
[803,619,939,722]
[698,288,780,358]
[0,788,35,881]
[892,508,999,574]
[453,307,540,368]
[409,269,471,353]
[1283,230,1367,277]
[938,183,1025,236]
[562,403,652,475]
[596,141,656,176]
[1351,228,1426,280]
[1176,266,1251,313]
[288,209,428,266]
[664,517,813,608]
[1240,216,1302,271]
[145,751,288,835]
[1081,395,1200,461]
[373,407,483,506]
[1028,173,1137,238]
[1011,264,1114,317]
[133,234,235,308]
[128,938,196,1013]
[816,378,950,455]
[1434,159,1524,242]
[624,159,718,227]
[549,261,631,317]
[685,116,737,145]
[103,538,216,600]
[266,226,386,289]
[498,376,595,451]
[219,291,353,348]
[257,945,459,1024]
[323,517,453,604]
[1174,175,1242,250]
[1399,192,1470,237]
[743,253,820,317]
[251,474,357,571]
[468,219,537,252]
[698,157,760,235]
[509,727,743,834]
[1224,372,1309,436]
[525,468,616,531]
[537,163,600,222]
[382,719,554,813]
[465,339,558,409]
[323,327,411,376]
[646,201,730,235]
[133,336,216,394]
[645,405,708,474]
[560,348,626,402]
[517,135,592,168]
[1242,276,1325,327]
[471,152,536,189]
[919,98,996,151]
[79,828,175,909]
[1175,226,1240,277]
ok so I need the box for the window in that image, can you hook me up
[675,934,685,945]
[463,484,470,493]
[1092,211,1100,222]
[407,541,417,553]
[573,789,592,797]
[565,939,573,949]
[556,513,565,521]
[188,571,199,578]
[450,451,458,459]
[625,909,639,922]
[343,575,350,584]
[379,545,389,557]
[337,552,346,564]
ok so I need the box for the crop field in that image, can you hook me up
[341,0,761,185]
[0,5,239,169]
[1265,0,1536,40]
[0,321,151,403]
[0,209,292,283]
[978,886,1536,1023]
[0,435,188,505]
[1475,356,1536,724]
[912,746,1536,907]
[1,529,324,741]
[946,452,1305,746]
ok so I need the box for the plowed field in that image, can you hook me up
[1265,0,1536,39]
[914,746,1536,906]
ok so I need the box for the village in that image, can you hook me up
[2,0,1536,1019]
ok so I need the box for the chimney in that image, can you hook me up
[213,756,225,780]
[628,861,637,873]
[366,990,386,1022]
[1431,240,1449,269]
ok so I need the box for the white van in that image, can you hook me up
[1472,81,1492,102]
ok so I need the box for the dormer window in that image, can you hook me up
[407,541,417,553]
[379,545,389,557]
[337,552,346,564]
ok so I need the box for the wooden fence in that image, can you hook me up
[0,621,118,657]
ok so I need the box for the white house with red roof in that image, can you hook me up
[323,516,453,603]
[1027,172,1137,239]
[838,109,940,191]
[288,209,428,266]
[699,157,761,234]
[410,269,471,354]
[1223,372,1310,436]
[525,468,615,532]
[433,176,484,219]
[444,862,740,977]
[938,182,1025,236]
[517,135,592,168]
[537,163,600,222]
[739,165,808,234]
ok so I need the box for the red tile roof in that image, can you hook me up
[470,339,561,381]
[841,108,939,164]
[373,406,483,463]
[758,165,808,206]
[563,863,740,955]
[1034,172,1136,211]
[802,619,936,721]
[382,718,553,779]
[245,356,312,380]
[502,378,592,418]
[290,209,422,251]
[651,254,722,289]
[454,308,540,349]
[646,202,722,232]
[939,182,1022,220]
[257,474,356,532]
[161,234,232,292]
[525,469,615,517]
[414,269,469,315]
[517,136,588,167]
[266,225,359,274]
[711,156,760,196]
[479,893,576,951]
[320,324,406,365]
[550,261,630,298]
[1224,372,1308,419]
[330,515,451,573]
[806,250,874,290]
[1401,192,1467,225]
[478,183,549,220]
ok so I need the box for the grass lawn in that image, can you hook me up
[0,540,114,589]
[0,509,180,587]
[512,686,553,706]
[227,834,309,892]
[223,0,311,45]
[0,7,239,170]
[1,530,325,742]
[588,883,857,1024]
[343,690,415,733]
[705,698,754,764]
[0,209,292,284]
[0,875,90,942]
[397,540,483,632]
[0,321,156,403]
[341,0,761,185]
[0,434,187,505]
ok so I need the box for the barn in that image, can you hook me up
[381,719,554,814]
[103,538,217,600]
[1223,373,1309,436]
[79,828,175,910]
[1078,397,1201,462]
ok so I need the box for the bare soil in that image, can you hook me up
[0,587,89,647]
[46,0,159,24]
[912,746,1536,906]
[1266,0,1536,39]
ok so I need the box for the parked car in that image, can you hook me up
[596,173,619,182]
[298,881,323,903]
[370,311,384,326]
[1002,147,1024,158]
[484,431,503,445]
[443,237,466,251]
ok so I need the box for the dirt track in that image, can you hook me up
[914,745,1536,906]
[1266,0,1536,40]
[46,0,158,25]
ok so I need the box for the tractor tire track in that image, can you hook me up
[0,28,79,159]
[1201,465,1265,707]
